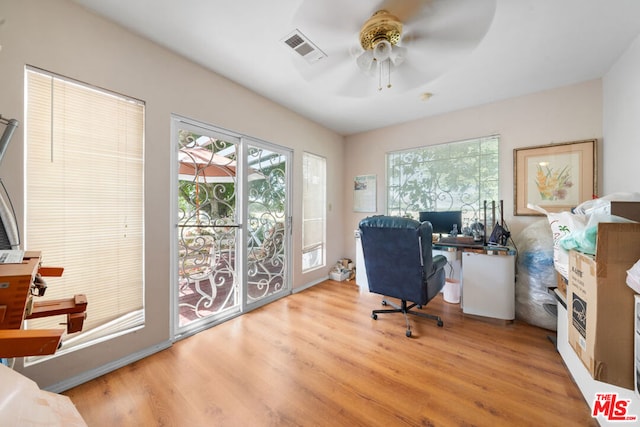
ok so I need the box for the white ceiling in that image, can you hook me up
[72,0,640,136]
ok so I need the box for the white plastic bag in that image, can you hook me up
[574,192,640,215]
[559,212,635,255]
[527,203,587,278]
[627,259,640,294]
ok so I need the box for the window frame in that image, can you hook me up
[386,135,500,228]
[24,66,145,363]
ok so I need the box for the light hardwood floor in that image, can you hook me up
[64,280,596,426]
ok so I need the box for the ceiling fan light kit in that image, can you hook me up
[372,39,392,62]
[359,10,402,50]
[357,10,407,91]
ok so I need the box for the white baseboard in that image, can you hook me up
[45,278,326,393]
[44,340,172,393]
[294,276,328,293]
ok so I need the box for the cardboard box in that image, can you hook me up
[329,270,350,281]
[556,272,567,298]
[567,222,640,390]
[611,201,640,222]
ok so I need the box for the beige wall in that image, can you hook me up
[603,33,640,194]
[343,80,603,261]
[0,0,344,388]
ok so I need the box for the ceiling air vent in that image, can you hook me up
[282,29,327,64]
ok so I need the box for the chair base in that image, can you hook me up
[372,299,444,337]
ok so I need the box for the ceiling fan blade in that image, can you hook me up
[401,0,496,72]
[292,48,354,83]
[377,0,431,22]
[394,59,446,90]
[331,60,425,98]
[290,0,371,83]
[336,70,376,97]
[401,27,489,67]
[404,0,496,35]
[293,1,365,41]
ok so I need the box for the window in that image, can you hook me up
[302,152,326,271]
[387,135,499,227]
[25,67,144,360]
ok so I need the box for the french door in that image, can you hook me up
[172,116,291,338]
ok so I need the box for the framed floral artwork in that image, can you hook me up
[514,139,596,215]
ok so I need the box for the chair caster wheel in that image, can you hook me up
[381,300,388,306]
[406,330,412,337]
[417,305,422,309]
[437,320,444,327]
[372,313,378,320]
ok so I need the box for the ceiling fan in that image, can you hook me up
[288,0,497,97]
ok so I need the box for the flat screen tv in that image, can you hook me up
[419,211,462,236]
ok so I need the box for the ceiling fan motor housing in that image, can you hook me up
[359,10,403,50]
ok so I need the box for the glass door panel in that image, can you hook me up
[173,118,291,338]
[175,122,241,333]
[245,140,291,309]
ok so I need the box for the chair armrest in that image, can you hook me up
[432,254,448,271]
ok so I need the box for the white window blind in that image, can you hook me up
[24,67,144,359]
[302,152,326,271]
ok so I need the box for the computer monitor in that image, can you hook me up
[419,211,462,235]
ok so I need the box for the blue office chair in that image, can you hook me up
[358,216,448,337]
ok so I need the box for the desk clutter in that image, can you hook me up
[423,200,511,248]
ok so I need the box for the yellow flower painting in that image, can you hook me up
[535,163,573,201]
[515,140,595,215]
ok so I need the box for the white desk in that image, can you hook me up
[354,230,368,290]
[432,243,515,320]
[460,249,515,320]
[356,232,516,320]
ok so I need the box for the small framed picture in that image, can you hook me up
[353,174,376,213]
